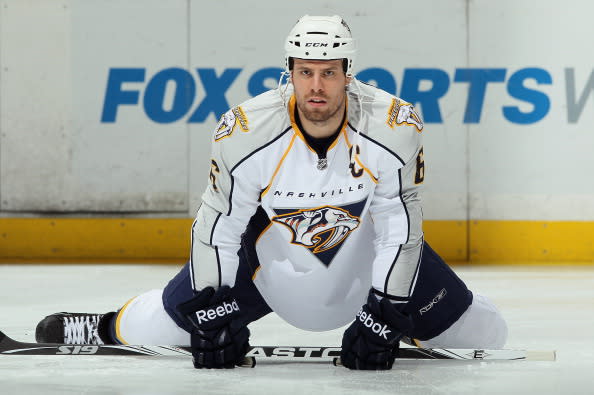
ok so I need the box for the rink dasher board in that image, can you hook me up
[0,330,555,364]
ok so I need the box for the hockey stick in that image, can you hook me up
[0,330,555,367]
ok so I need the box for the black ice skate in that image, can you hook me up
[35,312,115,345]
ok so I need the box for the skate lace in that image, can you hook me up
[63,315,102,344]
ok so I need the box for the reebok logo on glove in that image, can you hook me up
[356,308,392,340]
[195,299,239,324]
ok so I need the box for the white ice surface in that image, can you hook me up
[0,264,593,394]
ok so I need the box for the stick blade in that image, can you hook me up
[526,350,556,361]
[398,347,556,361]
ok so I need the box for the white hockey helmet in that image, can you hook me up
[284,15,356,76]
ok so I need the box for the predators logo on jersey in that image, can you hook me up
[386,98,423,132]
[272,200,366,266]
[214,107,249,141]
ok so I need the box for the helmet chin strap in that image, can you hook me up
[347,78,364,174]
[277,70,291,107]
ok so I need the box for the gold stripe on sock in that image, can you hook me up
[114,297,137,345]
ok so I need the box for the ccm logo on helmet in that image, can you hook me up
[195,300,239,324]
[305,42,329,47]
[356,308,392,340]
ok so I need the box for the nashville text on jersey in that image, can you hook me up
[272,183,365,199]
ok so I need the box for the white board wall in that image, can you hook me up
[1,0,593,221]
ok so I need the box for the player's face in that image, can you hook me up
[291,59,350,125]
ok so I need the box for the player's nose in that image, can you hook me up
[311,73,324,91]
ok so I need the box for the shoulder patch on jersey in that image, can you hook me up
[214,106,249,141]
[386,98,423,133]
[233,106,249,132]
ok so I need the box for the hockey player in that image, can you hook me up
[36,15,507,370]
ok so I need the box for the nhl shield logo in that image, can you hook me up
[272,200,366,266]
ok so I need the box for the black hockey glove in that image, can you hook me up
[176,285,250,369]
[341,291,414,370]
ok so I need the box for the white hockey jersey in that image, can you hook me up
[190,81,425,331]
